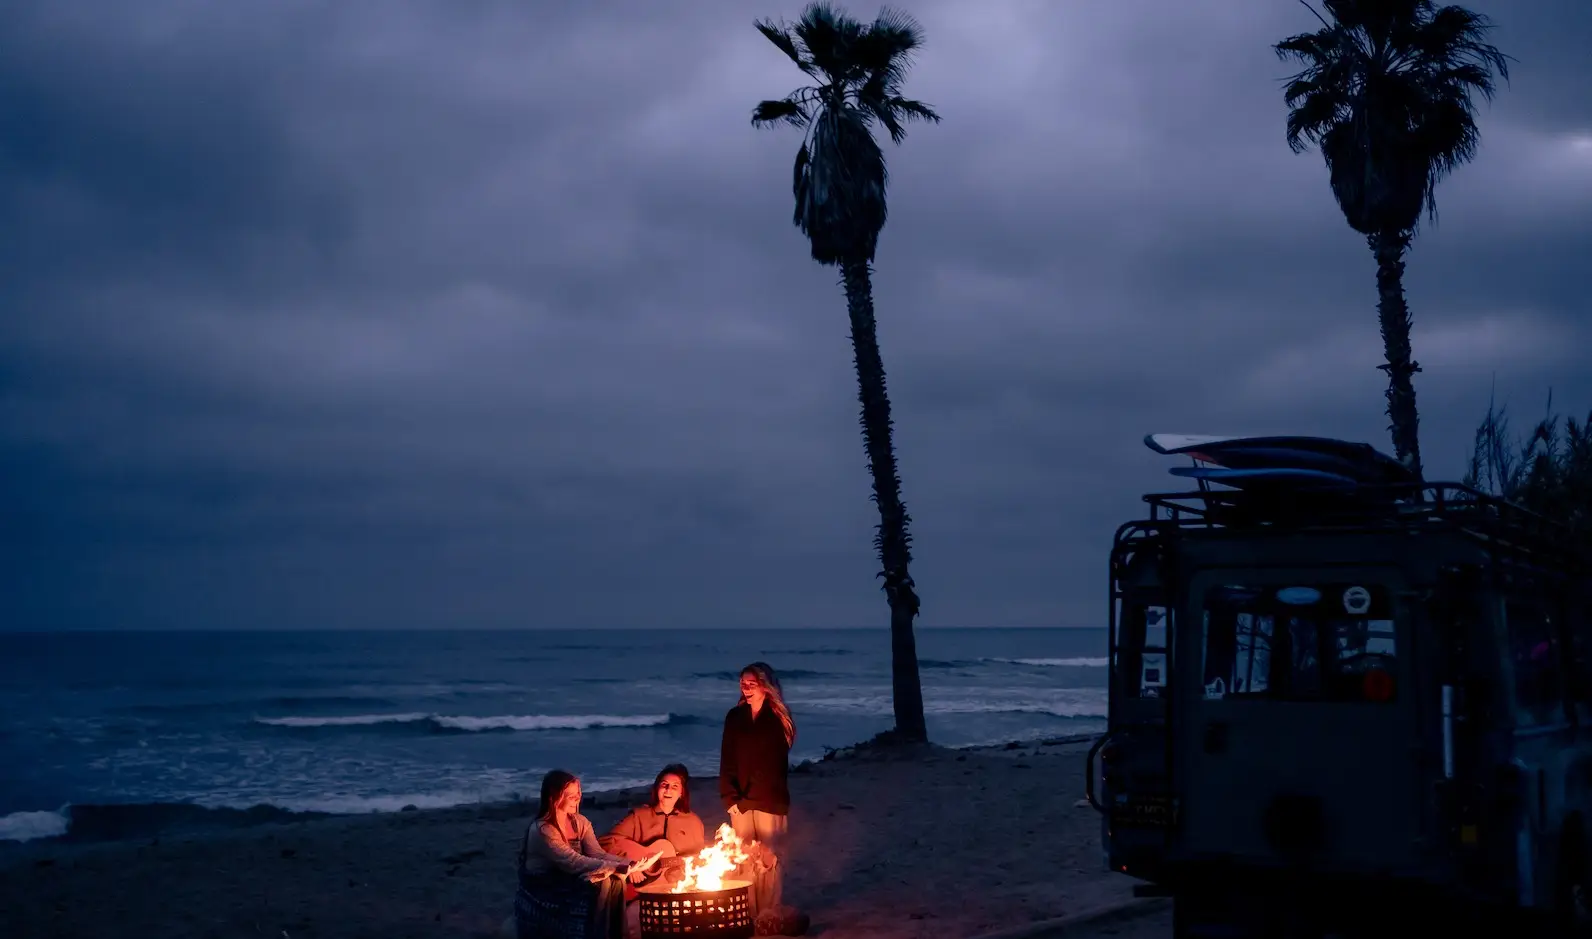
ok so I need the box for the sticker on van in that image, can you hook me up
[1277,586,1322,606]
[1343,586,1371,615]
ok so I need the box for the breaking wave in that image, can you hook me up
[252,712,704,734]
[914,657,1109,670]
[802,688,1106,720]
[0,808,70,842]
[925,701,1107,719]
[689,669,833,681]
[984,657,1109,668]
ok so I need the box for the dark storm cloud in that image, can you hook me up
[1,0,1588,630]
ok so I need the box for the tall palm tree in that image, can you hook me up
[1275,0,1509,480]
[750,3,939,743]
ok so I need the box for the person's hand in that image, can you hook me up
[626,849,663,879]
[727,804,742,818]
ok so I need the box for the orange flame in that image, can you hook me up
[672,823,751,893]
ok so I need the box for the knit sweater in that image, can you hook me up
[521,813,630,878]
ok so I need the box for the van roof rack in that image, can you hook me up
[1139,481,1587,569]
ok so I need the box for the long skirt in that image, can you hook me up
[516,872,627,939]
[730,809,788,917]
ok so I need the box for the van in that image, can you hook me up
[1089,436,1592,937]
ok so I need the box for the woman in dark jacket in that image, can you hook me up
[719,662,795,917]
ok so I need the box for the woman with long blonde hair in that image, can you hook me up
[514,770,659,939]
[718,662,795,917]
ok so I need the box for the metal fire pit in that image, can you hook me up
[637,879,754,939]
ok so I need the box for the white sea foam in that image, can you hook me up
[0,808,69,842]
[255,712,432,727]
[923,687,1108,719]
[258,791,502,814]
[253,712,676,731]
[801,687,1106,720]
[432,714,672,732]
[195,773,658,816]
[985,657,1109,668]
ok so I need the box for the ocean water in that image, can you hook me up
[0,628,1106,842]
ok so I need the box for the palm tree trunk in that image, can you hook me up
[1368,230,1425,482]
[839,258,927,743]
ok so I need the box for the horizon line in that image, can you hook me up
[0,624,1108,634]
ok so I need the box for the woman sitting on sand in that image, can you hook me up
[516,769,661,939]
[600,763,707,891]
[720,662,796,918]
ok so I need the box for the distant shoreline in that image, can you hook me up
[0,732,1101,849]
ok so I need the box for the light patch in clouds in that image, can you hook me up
[1244,309,1579,407]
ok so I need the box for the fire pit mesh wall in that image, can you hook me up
[637,882,753,939]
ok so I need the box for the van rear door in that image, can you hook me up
[1174,571,1426,874]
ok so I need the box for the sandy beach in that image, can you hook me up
[0,736,1133,939]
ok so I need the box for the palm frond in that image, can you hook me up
[857,87,906,143]
[851,7,924,84]
[752,98,810,129]
[754,20,816,76]
[1282,79,1345,152]
[791,2,858,82]
[1422,4,1512,89]
[888,97,939,123]
[1275,28,1337,66]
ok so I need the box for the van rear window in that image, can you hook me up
[1201,583,1396,702]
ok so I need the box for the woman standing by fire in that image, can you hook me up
[719,662,795,917]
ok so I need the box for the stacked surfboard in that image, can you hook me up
[1144,434,1416,494]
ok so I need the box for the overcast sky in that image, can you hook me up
[1,0,1587,632]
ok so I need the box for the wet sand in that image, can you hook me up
[0,736,1132,939]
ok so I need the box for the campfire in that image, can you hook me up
[673,824,750,893]
[638,824,758,939]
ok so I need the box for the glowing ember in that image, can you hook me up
[672,823,751,893]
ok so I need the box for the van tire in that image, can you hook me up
[1556,822,1592,936]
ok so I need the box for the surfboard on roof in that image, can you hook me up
[1168,465,1359,491]
[1144,433,1415,486]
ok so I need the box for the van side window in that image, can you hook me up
[1507,598,1564,726]
[1115,599,1169,699]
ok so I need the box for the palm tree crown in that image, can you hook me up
[1275,0,1509,235]
[751,3,940,265]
